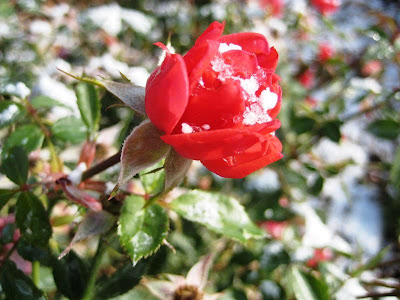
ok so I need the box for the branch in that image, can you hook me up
[357,290,400,299]
[81,150,121,181]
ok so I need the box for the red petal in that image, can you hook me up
[162,120,280,161]
[145,50,189,134]
[201,135,283,178]
[219,32,270,56]
[177,80,245,130]
[162,128,260,161]
[222,50,259,78]
[257,46,279,70]
[195,21,225,45]
[184,40,219,89]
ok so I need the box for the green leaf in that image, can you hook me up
[94,261,146,300]
[0,0,14,17]
[309,175,324,196]
[351,245,390,277]
[51,116,87,144]
[319,120,342,143]
[0,223,16,244]
[0,101,26,129]
[0,189,16,211]
[287,265,329,300]
[4,124,44,153]
[76,82,100,133]
[16,192,52,247]
[118,195,169,264]
[260,280,286,300]
[117,120,170,189]
[260,242,290,274]
[31,95,72,111]
[0,260,46,300]
[140,161,165,195]
[110,286,159,300]
[59,210,116,259]
[318,262,346,292]
[53,251,88,300]
[1,146,28,186]
[366,119,400,140]
[391,146,400,189]
[102,80,146,115]
[170,190,265,242]
[283,167,307,191]
[292,116,316,135]
[17,238,54,266]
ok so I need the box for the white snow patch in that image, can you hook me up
[181,123,194,134]
[30,20,52,36]
[186,200,222,228]
[32,74,78,120]
[293,202,352,254]
[240,76,259,100]
[1,82,30,98]
[243,104,272,125]
[0,103,18,121]
[218,42,242,53]
[68,162,87,185]
[245,169,281,192]
[259,88,278,111]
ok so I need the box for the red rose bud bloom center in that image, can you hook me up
[145,21,283,178]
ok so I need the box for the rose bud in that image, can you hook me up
[145,21,283,178]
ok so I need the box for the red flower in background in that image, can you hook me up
[299,68,315,89]
[318,42,334,62]
[306,248,333,268]
[259,0,284,17]
[259,220,288,239]
[362,60,382,76]
[311,0,340,16]
[145,21,283,178]
[0,215,32,274]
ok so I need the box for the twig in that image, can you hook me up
[356,290,400,299]
[362,279,400,290]
[342,88,400,122]
[81,150,121,181]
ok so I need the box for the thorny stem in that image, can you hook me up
[81,151,121,181]
[81,237,107,300]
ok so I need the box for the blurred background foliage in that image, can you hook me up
[1,0,400,299]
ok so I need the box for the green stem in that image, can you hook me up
[81,237,107,300]
[32,261,40,286]
[143,194,160,209]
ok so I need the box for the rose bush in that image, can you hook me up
[145,21,283,178]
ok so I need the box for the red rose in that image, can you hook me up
[145,21,283,178]
[311,0,340,16]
